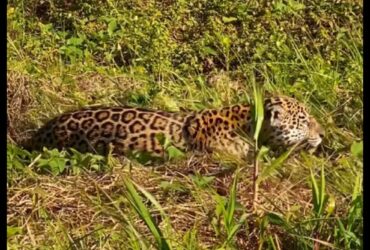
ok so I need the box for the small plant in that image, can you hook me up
[157,133,186,161]
[7,226,22,239]
[123,177,171,250]
[7,143,33,182]
[36,148,68,175]
[251,78,264,211]
[191,174,215,189]
[211,171,248,249]
[310,165,327,218]
[35,148,107,176]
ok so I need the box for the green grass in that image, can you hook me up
[7,0,362,249]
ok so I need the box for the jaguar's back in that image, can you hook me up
[29,106,191,157]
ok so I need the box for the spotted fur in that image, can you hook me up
[26,96,324,158]
[260,96,324,150]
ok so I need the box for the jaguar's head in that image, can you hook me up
[260,96,324,151]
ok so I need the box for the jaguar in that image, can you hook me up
[25,96,324,159]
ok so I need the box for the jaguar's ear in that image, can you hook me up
[266,105,286,127]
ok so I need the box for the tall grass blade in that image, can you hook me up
[252,85,264,144]
[224,213,248,247]
[310,165,326,216]
[252,84,264,212]
[225,172,238,231]
[123,177,170,250]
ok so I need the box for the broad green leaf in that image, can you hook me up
[167,145,185,160]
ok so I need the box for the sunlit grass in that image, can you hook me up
[7,0,362,249]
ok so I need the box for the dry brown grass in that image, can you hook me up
[7,70,34,145]
[7,152,318,249]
